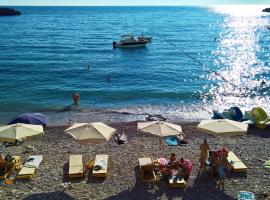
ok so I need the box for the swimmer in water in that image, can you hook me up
[73,93,80,105]
[261,80,266,87]
[106,76,111,82]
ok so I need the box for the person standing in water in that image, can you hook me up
[73,93,80,105]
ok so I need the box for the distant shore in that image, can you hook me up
[1,121,269,199]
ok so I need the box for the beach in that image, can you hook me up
[1,121,269,200]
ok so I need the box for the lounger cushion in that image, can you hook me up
[227,152,241,162]
[69,155,83,175]
[18,167,36,175]
[227,151,247,172]
[138,158,152,167]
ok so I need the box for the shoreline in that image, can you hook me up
[1,121,269,199]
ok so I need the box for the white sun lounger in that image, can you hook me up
[68,155,84,178]
[17,155,43,180]
[227,151,248,172]
[92,155,108,177]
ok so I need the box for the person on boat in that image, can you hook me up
[178,158,192,181]
[73,93,80,105]
[199,139,209,170]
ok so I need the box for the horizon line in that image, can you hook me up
[1,4,270,6]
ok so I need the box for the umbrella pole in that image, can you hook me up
[159,138,163,150]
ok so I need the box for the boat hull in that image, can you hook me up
[115,44,147,48]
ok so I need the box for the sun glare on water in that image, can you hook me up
[204,5,270,112]
[211,5,269,16]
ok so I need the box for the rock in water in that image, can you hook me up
[0,7,21,16]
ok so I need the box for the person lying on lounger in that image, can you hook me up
[178,158,192,181]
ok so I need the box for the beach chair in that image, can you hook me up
[227,151,248,172]
[68,155,84,178]
[92,155,108,177]
[0,156,21,179]
[16,155,43,179]
[138,157,156,182]
[168,176,187,188]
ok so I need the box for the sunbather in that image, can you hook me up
[179,158,192,181]
[168,153,177,169]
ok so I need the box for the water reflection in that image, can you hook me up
[205,6,270,112]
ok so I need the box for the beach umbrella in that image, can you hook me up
[196,119,248,136]
[0,123,44,143]
[64,122,116,144]
[137,121,184,137]
[8,113,48,126]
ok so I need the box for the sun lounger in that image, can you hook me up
[227,151,248,172]
[92,155,108,177]
[16,167,36,179]
[68,155,84,178]
[0,156,21,179]
[138,157,156,182]
[16,155,42,179]
[168,176,186,188]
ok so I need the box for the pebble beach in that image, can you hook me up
[1,121,269,200]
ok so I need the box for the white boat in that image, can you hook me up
[113,35,149,48]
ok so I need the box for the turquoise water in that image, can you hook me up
[1,6,270,124]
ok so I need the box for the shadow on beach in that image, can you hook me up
[247,125,270,138]
[104,167,234,200]
[23,191,76,200]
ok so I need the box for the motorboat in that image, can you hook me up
[138,34,152,42]
[113,34,150,48]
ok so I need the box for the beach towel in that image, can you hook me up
[156,158,168,166]
[24,155,43,169]
[92,155,108,177]
[237,191,255,200]
[263,160,270,169]
[165,136,178,146]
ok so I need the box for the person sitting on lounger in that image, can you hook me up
[115,132,127,144]
[179,158,192,181]
[168,153,177,169]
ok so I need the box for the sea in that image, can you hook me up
[1,5,270,125]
